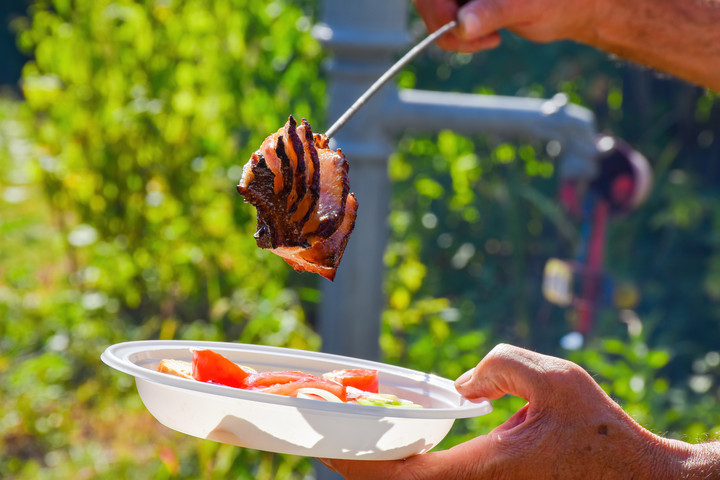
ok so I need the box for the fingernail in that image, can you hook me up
[455,368,474,387]
[458,8,482,39]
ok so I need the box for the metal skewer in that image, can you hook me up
[324,20,458,139]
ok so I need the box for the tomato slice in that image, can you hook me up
[257,377,347,402]
[323,368,379,393]
[242,371,316,389]
[187,349,351,402]
[191,349,251,388]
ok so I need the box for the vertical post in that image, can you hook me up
[313,3,409,477]
[314,0,410,361]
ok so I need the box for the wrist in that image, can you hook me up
[649,437,720,479]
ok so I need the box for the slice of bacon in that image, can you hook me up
[237,116,357,280]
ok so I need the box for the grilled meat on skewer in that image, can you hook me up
[237,116,357,281]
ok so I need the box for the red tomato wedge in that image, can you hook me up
[257,377,347,402]
[192,349,252,388]
[323,368,379,393]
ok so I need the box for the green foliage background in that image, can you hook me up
[1,0,720,478]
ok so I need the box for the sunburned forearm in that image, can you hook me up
[424,0,720,91]
[580,0,720,91]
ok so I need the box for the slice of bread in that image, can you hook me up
[158,359,193,380]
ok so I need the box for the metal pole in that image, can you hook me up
[387,89,599,179]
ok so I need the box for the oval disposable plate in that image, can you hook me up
[101,340,492,460]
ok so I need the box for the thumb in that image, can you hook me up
[457,0,516,41]
[455,344,565,407]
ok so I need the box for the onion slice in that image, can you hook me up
[345,386,365,400]
[296,387,344,403]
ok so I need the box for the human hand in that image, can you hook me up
[319,344,699,480]
[413,0,601,53]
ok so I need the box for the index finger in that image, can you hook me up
[413,0,459,32]
[412,0,463,50]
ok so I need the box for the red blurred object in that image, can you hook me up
[552,136,651,333]
[589,136,652,216]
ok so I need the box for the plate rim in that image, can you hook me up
[101,340,492,420]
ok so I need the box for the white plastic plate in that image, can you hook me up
[101,340,492,460]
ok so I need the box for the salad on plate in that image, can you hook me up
[158,348,423,408]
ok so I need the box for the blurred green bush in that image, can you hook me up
[2,0,720,478]
[2,0,326,477]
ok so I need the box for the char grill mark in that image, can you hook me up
[236,153,277,249]
[245,133,300,248]
[266,134,294,203]
[291,119,320,228]
[284,116,307,216]
[301,137,349,239]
